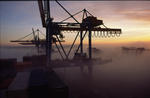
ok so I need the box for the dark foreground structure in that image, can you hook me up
[7,69,69,98]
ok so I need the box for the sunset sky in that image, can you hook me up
[0,1,150,46]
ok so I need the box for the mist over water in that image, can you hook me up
[0,46,38,62]
[0,44,150,97]
[54,44,150,98]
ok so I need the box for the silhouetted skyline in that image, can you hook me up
[0,1,150,46]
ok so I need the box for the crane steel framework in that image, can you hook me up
[38,0,122,66]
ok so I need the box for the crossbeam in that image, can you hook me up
[59,27,121,32]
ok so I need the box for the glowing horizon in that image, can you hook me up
[0,1,150,46]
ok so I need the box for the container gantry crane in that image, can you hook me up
[38,0,122,66]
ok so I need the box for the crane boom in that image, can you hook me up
[38,0,46,27]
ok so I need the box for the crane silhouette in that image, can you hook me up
[37,0,122,66]
[11,1,122,67]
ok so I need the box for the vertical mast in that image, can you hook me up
[88,29,92,59]
[45,0,52,67]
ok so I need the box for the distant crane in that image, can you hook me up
[11,28,43,46]
[38,0,122,66]
[10,28,64,47]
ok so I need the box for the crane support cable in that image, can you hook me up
[16,32,33,41]
[55,0,79,23]
[103,24,108,28]
[76,30,88,53]
[61,10,83,23]
[56,35,68,59]
[67,31,80,57]
[86,9,94,17]
[54,42,64,60]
